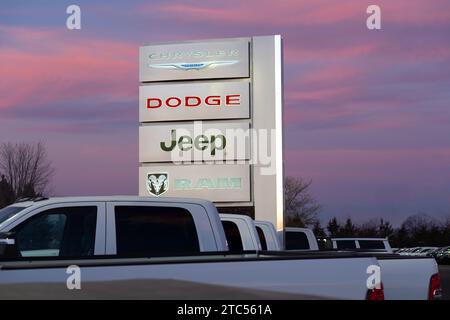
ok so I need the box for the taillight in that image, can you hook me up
[366,282,384,300]
[428,273,442,300]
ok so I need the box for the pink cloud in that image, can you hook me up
[285,148,450,183]
[0,26,136,112]
[147,1,360,26]
[285,43,380,64]
[148,0,450,27]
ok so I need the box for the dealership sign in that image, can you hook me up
[139,36,284,234]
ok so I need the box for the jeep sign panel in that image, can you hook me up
[139,81,250,122]
[139,164,251,202]
[140,39,250,82]
[139,120,250,162]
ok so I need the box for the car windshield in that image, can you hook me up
[0,206,26,225]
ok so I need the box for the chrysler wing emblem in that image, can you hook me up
[148,60,239,71]
[146,173,169,197]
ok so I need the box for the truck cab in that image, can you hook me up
[254,220,282,251]
[219,213,262,251]
[284,227,319,251]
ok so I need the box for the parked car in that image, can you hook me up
[436,246,450,264]
[415,247,440,257]
[399,247,420,256]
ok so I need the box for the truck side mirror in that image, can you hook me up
[0,232,20,259]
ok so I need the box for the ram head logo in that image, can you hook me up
[146,173,169,196]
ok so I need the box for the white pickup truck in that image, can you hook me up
[0,197,383,300]
[222,216,442,300]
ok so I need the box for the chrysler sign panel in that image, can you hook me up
[139,120,250,162]
[140,80,250,122]
[139,163,251,202]
[140,39,250,82]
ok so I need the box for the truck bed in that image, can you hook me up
[0,251,379,300]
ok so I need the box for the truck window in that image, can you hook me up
[358,240,385,250]
[14,206,97,257]
[335,240,357,250]
[221,221,244,252]
[285,231,310,250]
[0,206,26,225]
[115,206,200,256]
[255,226,268,250]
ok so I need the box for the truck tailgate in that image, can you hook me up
[376,255,438,300]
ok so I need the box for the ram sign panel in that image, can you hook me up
[139,163,251,202]
[139,80,250,122]
[139,120,250,163]
[139,39,250,82]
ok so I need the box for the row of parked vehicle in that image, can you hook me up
[0,196,443,300]
[394,247,450,264]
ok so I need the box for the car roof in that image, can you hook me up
[11,195,209,203]
[8,196,215,209]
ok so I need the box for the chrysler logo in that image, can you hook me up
[148,60,239,71]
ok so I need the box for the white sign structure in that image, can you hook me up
[139,36,284,233]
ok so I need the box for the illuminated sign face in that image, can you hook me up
[140,81,250,122]
[139,40,250,82]
[147,94,240,109]
[148,49,240,61]
[139,120,250,163]
[145,173,241,197]
[139,164,251,202]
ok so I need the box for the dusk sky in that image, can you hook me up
[1,0,449,226]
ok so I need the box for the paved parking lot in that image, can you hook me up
[439,265,450,300]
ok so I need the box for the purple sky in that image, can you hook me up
[1,0,450,225]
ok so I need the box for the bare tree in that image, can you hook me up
[0,142,54,206]
[284,176,321,227]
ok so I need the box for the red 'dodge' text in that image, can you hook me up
[140,81,250,122]
[147,95,240,109]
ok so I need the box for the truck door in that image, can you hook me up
[8,202,106,257]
